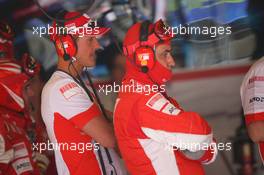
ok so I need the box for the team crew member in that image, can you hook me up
[0,21,48,175]
[0,60,42,175]
[240,56,264,164]
[114,20,218,175]
[41,11,125,175]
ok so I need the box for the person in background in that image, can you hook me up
[0,21,51,175]
[240,56,264,164]
[240,0,264,165]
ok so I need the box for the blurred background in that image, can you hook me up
[0,0,264,174]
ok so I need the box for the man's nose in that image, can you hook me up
[94,38,101,50]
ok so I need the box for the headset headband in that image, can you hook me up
[140,20,151,42]
[123,19,172,56]
[55,10,68,33]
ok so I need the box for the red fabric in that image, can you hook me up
[245,112,264,126]
[0,107,40,175]
[0,73,28,112]
[0,60,29,112]
[148,61,172,85]
[0,106,27,129]
[54,113,101,175]
[0,59,22,78]
[114,76,214,175]
[49,11,110,41]
[137,94,211,135]
[64,12,90,27]
[198,139,217,164]
[69,103,101,129]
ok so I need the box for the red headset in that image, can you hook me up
[134,21,155,73]
[54,34,77,61]
[124,20,172,73]
[53,11,77,61]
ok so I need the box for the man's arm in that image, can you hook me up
[167,96,218,164]
[82,115,116,148]
[52,80,116,148]
[180,138,218,164]
[240,59,264,143]
[247,121,264,142]
[136,92,214,152]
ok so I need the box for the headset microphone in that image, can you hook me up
[141,66,148,73]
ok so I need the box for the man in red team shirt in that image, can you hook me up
[114,20,218,175]
[0,21,50,175]
[41,11,125,175]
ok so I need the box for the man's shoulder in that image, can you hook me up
[141,92,167,107]
[131,92,166,110]
[247,57,264,77]
[42,72,81,101]
[241,57,264,89]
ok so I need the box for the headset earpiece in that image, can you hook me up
[54,35,77,61]
[54,10,77,61]
[134,46,155,73]
[134,20,155,73]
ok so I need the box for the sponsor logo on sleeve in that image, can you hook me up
[161,103,181,115]
[248,76,264,85]
[249,96,264,103]
[59,82,83,100]
[146,93,180,115]
[12,157,33,175]
[13,142,29,159]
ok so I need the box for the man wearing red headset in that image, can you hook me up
[240,56,264,164]
[114,20,218,175]
[41,11,125,175]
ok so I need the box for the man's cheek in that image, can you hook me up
[158,59,167,69]
[89,55,96,66]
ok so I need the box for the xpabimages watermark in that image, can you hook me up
[98,80,165,95]
[164,24,232,38]
[32,140,99,154]
[165,141,232,154]
[32,20,100,38]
